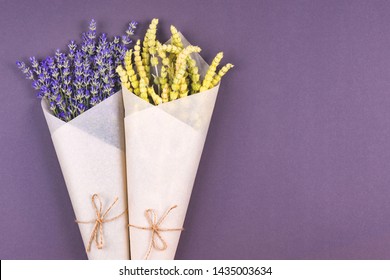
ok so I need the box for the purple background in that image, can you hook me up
[1,0,390,260]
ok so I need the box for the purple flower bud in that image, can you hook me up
[55,94,63,103]
[36,90,44,99]
[89,19,96,31]
[76,88,84,98]
[32,80,41,90]
[29,57,39,68]
[122,35,132,45]
[126,21,138,36]
[77,103,86,113]
[58,111,67,121]
[49,101,57,111]
[90,96,99,106]
[16,61,24,68]
[87,19,97,41]
[55,49,62,61]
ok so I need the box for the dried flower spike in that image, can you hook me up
[116,19,233,105]
[200,52,223,92]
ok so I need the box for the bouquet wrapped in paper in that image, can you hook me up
[117,19,234,259]
[17,20,138,259]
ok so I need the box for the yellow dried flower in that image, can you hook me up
[170,25,184,49]
[161,84,170,103]
[141,18,159,78]
[124,50,139,94]
[118,19,233,105]
[200,52,223,92]
[116,65,131,91]
[134,40,149,85]
[187,57,200,93]
[169,46,200,100]
[210,63,234,88]
[179,77,188,98]
[139,78,149,102]
[175,45,201,72]
[159,66,168,86]
[148,86,162,105]
[158,44,182,54]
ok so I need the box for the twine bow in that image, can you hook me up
[75,194,127,253]
[128,205,183,259]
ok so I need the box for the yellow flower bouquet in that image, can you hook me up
[117,19,233,259]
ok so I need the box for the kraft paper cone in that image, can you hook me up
[123,35,220,259]
[41,91,129,260]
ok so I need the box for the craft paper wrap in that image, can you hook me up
[123,35,220,259]
[41,91,129,260]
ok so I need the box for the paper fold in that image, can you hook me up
[123,34,220,259]
[42,91,129,260]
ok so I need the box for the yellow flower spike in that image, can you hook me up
[142,18,159,78]
[161,84,170,103]
[179,77,188,98]
[134,40,141,52]
[171,46,201,96]
[123,50,138,93]
[124,49,132,62]
[160,66,167,78]
[159,44,182,54]
[210,63,234,88]
[187,57,200,94]
[139,78,149,102]
[142,29,151,66]
[116,65,131,90]
[124,49,132,61]
[159,66,168,87]
[156,41,168,64]
[134,40,149,85]
[170,25,184,49]
[148,87,162,105]
[175,45,201,72]
[200,52,224,91]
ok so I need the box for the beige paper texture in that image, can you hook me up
[123,34,220,259]
[41,91,129,260]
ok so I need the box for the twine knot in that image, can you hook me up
[128,205,183,259]
[76,194,127,253]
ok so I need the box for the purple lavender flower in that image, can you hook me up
[32,80,41,91]
[87,19,96,39]
[16,61,34,80]
[29,57,41,75]
[68,40,77,60]
[16,19,138,121]
[122,21,138,45]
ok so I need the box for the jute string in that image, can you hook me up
[75,194,127,253]
[128,205,183,259]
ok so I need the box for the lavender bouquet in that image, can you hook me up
[17,19,137,259]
